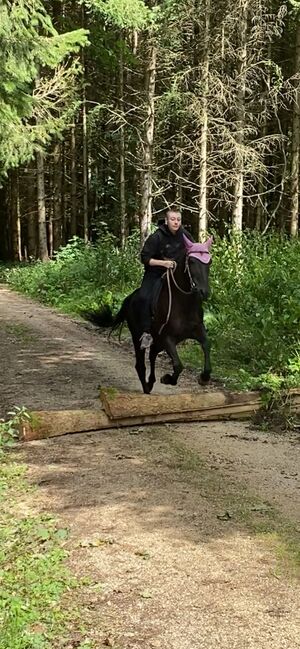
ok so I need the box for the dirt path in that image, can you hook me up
[1,285,300,649]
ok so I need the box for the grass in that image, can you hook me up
[0,461,73,648]
[0,412,94,649]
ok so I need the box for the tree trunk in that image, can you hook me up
[61,142,67,244]
[129,29,140,229]
[10,170,22,261]
[82,8,89,243]
[256,115,268,232]
[36,151,49,261]
[176,142,183,206]
[82,85,89,242]
[290,21,300,237]
[27,165,38,259]
[256,42,271,232]
[119,32,126,247]
[48,160,54,258]
[232,0,248,231]
[52,141,63,251]
[70,123,77,237]
[198,0,210,237]
[140,44,156,246]
[0,186,9,260]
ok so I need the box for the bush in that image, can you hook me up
[5,232,142,314]
[207,231,300,388]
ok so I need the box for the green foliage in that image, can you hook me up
[0,407,31,456]
[5,232,142,315]
[0,460,73,649]
[207,231,300,389]
[289,0,300,14]
[84,0,151,28]
[0,0,88,175]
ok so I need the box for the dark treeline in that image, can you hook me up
[0,0,299,262]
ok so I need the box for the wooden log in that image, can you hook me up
[283,389,300,413]
[20,409,113,442]
[115,401,261,425]
[20,402,260,442]
[19,388,300,442]
[100,387,261,420]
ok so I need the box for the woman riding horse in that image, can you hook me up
[83,208,212,394]
[139,208,194,350]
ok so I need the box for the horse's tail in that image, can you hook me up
[110,296,129,335]
[82,291,137,338]
[82,304,114,328]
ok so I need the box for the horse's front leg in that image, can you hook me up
[160,336,183,386]
[133,343,150,394]
[195,323,211,384]
[147,344,159,393]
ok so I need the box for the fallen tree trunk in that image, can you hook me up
[19,387,300,442]
[99,387,261,420]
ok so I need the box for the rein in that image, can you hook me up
[158,260,194,335]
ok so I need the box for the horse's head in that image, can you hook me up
[183,235,212,300]
[186,256,211,299]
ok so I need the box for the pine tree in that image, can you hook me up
[0,0,88,176]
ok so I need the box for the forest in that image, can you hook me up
[1,5,300,646]
[1,0,300,256]
[0,0,299,391]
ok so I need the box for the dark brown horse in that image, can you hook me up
[87,240,212,394]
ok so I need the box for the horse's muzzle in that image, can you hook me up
[196,288,209,300]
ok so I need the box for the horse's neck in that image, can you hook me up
[173,257,190,291]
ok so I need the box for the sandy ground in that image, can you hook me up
[0,285,299,649]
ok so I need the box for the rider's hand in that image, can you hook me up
[165,260,176,270]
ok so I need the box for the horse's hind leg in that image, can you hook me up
[195,324,211,384]
[160,337,183,386]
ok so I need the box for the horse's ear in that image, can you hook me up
[206,236,213,249]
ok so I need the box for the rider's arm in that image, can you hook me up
[141,231,174,269]
[148,258,175,269]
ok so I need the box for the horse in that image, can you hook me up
[86,237,212,394]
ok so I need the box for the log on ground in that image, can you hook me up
[19,388,300,441]
[100,387,261,420]
[20,409,113,442]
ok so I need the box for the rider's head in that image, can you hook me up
[165,207,182,234]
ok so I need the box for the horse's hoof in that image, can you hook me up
[143,383,152,394]
[198,371,211,385]
[161,373,177,385]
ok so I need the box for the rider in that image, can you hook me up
[139,207,194,350]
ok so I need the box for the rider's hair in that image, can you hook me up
[165,205,182,218]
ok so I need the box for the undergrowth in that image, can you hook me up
[2,230,300,392]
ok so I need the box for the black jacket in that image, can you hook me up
[141,224,194,276]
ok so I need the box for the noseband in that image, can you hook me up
[184,255,197,292]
